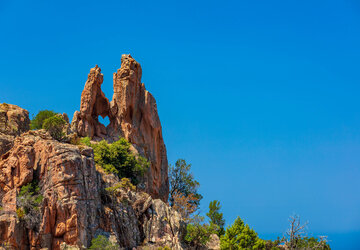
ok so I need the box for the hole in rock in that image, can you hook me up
[98,115,110,127]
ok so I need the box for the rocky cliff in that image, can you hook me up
[0,55,191,249]
[0,130,184,249]
[72,55,169,202]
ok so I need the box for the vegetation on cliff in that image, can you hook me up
[81,137,149,185]
[89,235,119,250]
[30,110,57,130]
[16,180,43,231]
[42,115,66,140]
[30,110,67,140]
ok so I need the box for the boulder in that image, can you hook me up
[0,103,30,137]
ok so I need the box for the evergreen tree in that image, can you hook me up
[206,200,225,236]
[220,217,265,249]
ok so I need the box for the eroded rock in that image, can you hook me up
[0,130,183,249]
[0,103,30,137]
[71,65,110,139]
[71,55,169,202]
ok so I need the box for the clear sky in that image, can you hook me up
[1,0,360,248]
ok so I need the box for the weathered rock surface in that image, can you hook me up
[0,103,30,137]
[0,130,100,249]
[71,55,169,202]
[0,130,184,249]
[205,234,221,250]
[109,54,169,202]
[0,133,14,157]
[71,65,110,139]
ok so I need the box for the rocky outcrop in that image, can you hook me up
[71,65,110,139]
[0,103,30,137]
[109,54,169,202]
[0,130,100,249]
[72,55,169,202]
[0,130,183,249]
[0,103,30,158]
[205,234,221,250]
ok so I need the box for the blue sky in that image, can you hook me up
[1,0,360,248]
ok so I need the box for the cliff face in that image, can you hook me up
[0,109,184,249]
[72,55,169,202]
[109,55,169,202]
[0,55,184,249]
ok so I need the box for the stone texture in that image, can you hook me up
[205,234,221,250]
[109,54,169,202]
[0,130,100,249]
[71,65,110,139]
[71,55,169,202]
[0,103,30,137]
[0,129,184,249]
[0,133,14,157]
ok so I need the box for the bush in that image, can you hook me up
[106,178,136,195]
[184,215,216,248]
[16,180,43,231]
[42,115,66,140]
[16,208,25,219]
[30,110,57,130]
[80,136,91,147]
[89,235,119,250]
[295,236,331,249]
[91,138,149,185]
[220,217,265,250]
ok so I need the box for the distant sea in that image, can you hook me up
[259,231,360,249]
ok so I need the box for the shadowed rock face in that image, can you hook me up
[71,55,169,202]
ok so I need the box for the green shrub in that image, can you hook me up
[42,115,66,140]
[16,208,25,219]
[294,236,331,249]
[105,178,136,195]
[92,138,149,185]
[220,217,265,250]
[17,180,43,231]
[80,136,91,147]
[89,235,119,250]
[30,110,57,130]
[157,247,171,250]
[184,215,216,248]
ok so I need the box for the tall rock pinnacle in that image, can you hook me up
[72,65,110,138]
[71,55,169,202]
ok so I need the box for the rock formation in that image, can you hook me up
[0,103,30,159]
[71,55,169,202]
[109,54,169,202]
[0,129,184,249]
[71,65,110,139]
[0,55,210,249]
[0,103,30,137]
